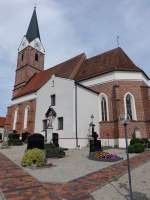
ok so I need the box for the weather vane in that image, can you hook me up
[117,35,120,47]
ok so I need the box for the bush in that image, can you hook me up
[45,144,65,158]
[45,143,56,149]
[134,143,145,153]
[21,148,45,167]
[130,138,142,145]
[8,138,23,146]
[128,143,145,153]
[8,133,19,139]
[128,145,135,153]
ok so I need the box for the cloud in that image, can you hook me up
[0,0,150,115]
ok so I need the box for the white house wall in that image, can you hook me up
[76,85,99,148]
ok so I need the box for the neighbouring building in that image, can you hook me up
[5,8,150,148]
[0,117,6,141]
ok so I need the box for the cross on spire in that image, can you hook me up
[117,35,120,47]
[34,3,36,10]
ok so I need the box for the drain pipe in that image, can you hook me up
[75,82,79,147]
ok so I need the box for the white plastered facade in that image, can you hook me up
[34,75,99,148]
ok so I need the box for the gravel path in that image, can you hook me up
[0,144,136,183]
[91,161,150,200]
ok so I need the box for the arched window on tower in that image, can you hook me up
[124,93,137,120]
[23,106,30,129]
[21,53,24,61]
[99,93,109,121]
[13,108,18,130]
[35,52,38,61]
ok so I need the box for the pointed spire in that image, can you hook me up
[26,7,40,42]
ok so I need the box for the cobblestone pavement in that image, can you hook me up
[0,145,136,183]
[0,151,150,200]
[92,161,150,200]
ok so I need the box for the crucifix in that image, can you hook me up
[117,35,120,47]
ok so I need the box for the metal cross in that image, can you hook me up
[117,35,120,47]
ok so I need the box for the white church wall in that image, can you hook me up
[35,76,76,148]
[76,85,99,148]
[12,93,36,105]
[35,75,100,149]
[80,71,148,87]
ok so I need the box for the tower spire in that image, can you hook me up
[26,7,40,42]
[18,7,44,53]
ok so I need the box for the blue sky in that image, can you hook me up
[0,0,150,116]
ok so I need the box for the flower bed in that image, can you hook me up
[89,151,123,162]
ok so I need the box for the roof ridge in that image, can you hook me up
[44,53,85,72]
[69,53,86,79]
[86,47,121,61]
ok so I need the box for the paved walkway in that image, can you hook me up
[92,161,150,200]
[0,151,150,200]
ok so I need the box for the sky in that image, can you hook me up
[0,0,150,116]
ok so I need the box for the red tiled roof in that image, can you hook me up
[13,53,86,99]
[0,117,6,127]
[75,47,148,81]
[13,48,149,99]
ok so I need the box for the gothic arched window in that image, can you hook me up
[23,106,30,129]
[99,93,109,121]
[124,93,137,120]
[13,108,18,130]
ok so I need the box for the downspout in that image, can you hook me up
[75,83,79,147]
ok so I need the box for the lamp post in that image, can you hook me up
[120,114,133,200]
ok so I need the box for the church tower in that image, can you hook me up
[13,7,45,98]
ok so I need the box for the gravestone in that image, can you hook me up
[89,132,102,152]
[22,132,29,143]
[27,133,44,150]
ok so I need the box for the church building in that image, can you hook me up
[5,8,150,148]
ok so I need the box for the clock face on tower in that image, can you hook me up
[34,41,41,51]
[18,36,45,53]
[22,41,27,48]
[18,37,29,52]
